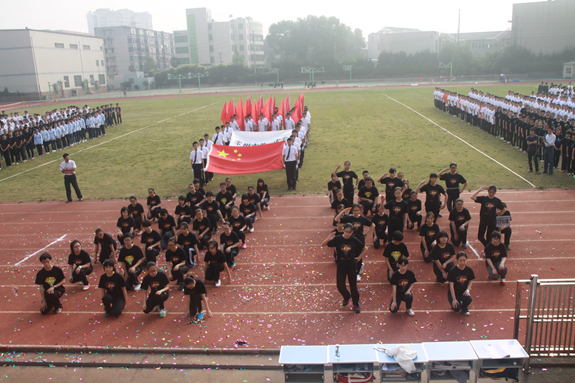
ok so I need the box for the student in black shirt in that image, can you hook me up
[406,191,422,230]
[485,231,508,285]
[438,163,468,212]
[183,276,213,321]
[140,220,161,264]
[240,194,258,233]
[357,177,379,216]
[116,207,135,243]
[174,195,193,227]
[146,188,162,221]
[216,182,234,220]
[225,177,238,205]
[94,228,117,265]
[334,161,358,206]
[204,241,232,287]
[497,203,512,250]
[201,191,224,234]
[193,179,205,197]
[165,237,190,290]
[186,183,205,209]
[246,186,263,218]
[447,252,475,315]
[141,262,170,317]
[118,235,145,291]
[158,209,177,250]
[98,259,128,317]
[471,185,506,247]
[371,203,388,249]
[377,167,405,205]
[383,231,410,281]
[415,173,446,223]
[229,206,247,248]
[193,208,212,249]
[331,190,350,210]
[67,240,93,290]
[449,198,472,248]
[177,222,199,267]
[401,180,412,201]
[357,170,370,191]
[323,223,367,314]
[431,231,456,283]
[328,174,343,205]
[384,187,408,242]
[257,178,270,211]
[389,256,417,316]
[128,196,145,235]
[35,253,66,314]
[419,212,439,263]
[220,222,240,267]
[336,204,374,280]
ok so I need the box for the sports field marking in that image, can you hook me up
[0,102,218,184]
[15,235,67,266]
[383,94,536,188]
[468,243,483,260]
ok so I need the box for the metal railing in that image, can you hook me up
[514,274,575,370]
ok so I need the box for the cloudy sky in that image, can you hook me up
[5,0,541,37]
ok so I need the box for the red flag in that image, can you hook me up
[236,97,244,130]
[205,142,285,175]
[277,98,285,130]
[263,96,272,121]
[244,97,252,118]
[285,94,290,114]
[299,93,304,111]
[227,99,234,122]
[221,101,228,125]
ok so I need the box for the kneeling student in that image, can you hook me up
[389,256,417,316]
[485,231,508,285]
[67,240,93,290]
[183,276,213,321]
[165,237,190,290]
[118,234,145,291]
[98,259,128,317]
[204,240,232,287]
[431,231,456,283]
[448,252,475,315]
[35,253,66,314]
[141,262,170,318]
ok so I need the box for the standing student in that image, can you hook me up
[497,202,512,250]
[526,128,540,173]
[204,240,232,287]
[384,187,408,242]
[67,240,93,290]
[94,228,117,264]
[335,204,374,280]
[447,252,475,315]
[216,182,234,220]
[175,196,193,226]
[449,198,472,248]
[193,208,212,249]
[334,161,358,204]
[141,262,170,318]
[543,126,556,175]
[165,237,190,290]
[484,231,508,285]
[328,173,343,205]
[406,191,422,230]
[202,191,224,233]
[118,234,145,291]
[283,138,299,190]
[357,177,379,216]
[371,203,389,249]
[383,231,410,281]
[419,212,439,263]
[377,168,404,204]
[430,231,456,283]
[219,222,240,267]
[438,163,468,211]
[322,223,367,314]
[98,259,128,317]
[140,220,161,264]
[239,194,258,233]
[415,173,446,222]
[389,256,417,316]
[200,138,211,185]
[190,142,204,186]
[35,253,66,314]
[470,186,506,247]
[183,276,213,321]
[116,207,135,244]
[60,153,83,203]
[177,222,200,268]
[158,209,177,250]
[115,103,122,124]
[146,188,162,221]
[127,196,145,235]
[257,178,270,211]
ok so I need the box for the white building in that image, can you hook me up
[564,61,575,79]
[87,9,153,35]
[0,29,107,97]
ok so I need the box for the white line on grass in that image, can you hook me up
[0,102,218,184]
[384,94,536,188]
[15,235,66,266]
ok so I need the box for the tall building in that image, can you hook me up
[87,9,153,34]
[0,29,106,97]
[181,8,264,67]
[94,26,173,86]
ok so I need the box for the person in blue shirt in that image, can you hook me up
[33,128,43,156]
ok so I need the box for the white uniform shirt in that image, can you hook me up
[212,132,225,145]
[60,159,77,175]
[257,118,269,132]
[282,144,297,162]
[190,149,204,164]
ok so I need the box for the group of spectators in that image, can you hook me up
[0,103,122,169]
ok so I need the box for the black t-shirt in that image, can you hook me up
[371,213,388,233]
[98,272,126,297]
[35,266,65,290]
[186,191,204,206]
[331,197,350,210]
[216,191,234,208]
[383,242,409,270]
[175,204,193,222]
[390,269,417,294]
[147,195,161,209]
[229,215,246,232]
[402,188,412,201]
[220,231,240,248]
[141,229,161,246]
[141,271,170,291]
[341,215,372,238]
[331,228,345,237]
[385,199,408,223]
[485,242,507,265]
[247,193,260,205]
[337,171,358,191]
[116,216,135,234]
[358,185,379,202]
[183,278,207,296]
[67,250,91,267]
[440,173,467,192]
[202,200,220,216]
[380,177,404,201]
[475,196,504,223]
[128,203,144,219]
[226,184,238,199]
[407,199,422,216]
[419,223,440,245]
[166,247,187,267]
[177,231,198,250]
[448,266,475,294]
[326,235,364,266]
[158,215,177,235]
[431,243,456,263]
[239,202,257,217]
[257,184,270,201]
[204,249,227,264]
[328,180,342,194]
[193,217,212,234]
[94,233,116,248]
[118,245,144,268]
[420,183,445,205]
[449,208,472,229]
[526,134,538,151]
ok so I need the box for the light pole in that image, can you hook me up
[343,65,352,82]
[270,68,279,85]
[439,62,453,81]
[301,67,324,84]
[190,72,209,90]
[167,73,191,93]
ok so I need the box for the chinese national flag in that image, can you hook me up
[236,97,244,130]
[205,141,285,175]
[221,101,228,125]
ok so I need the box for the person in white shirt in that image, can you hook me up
[285,113,295,131]
[257,114,269,132]
[543,126,556,175]
[212,126,225,145]
[190,142,205,186]
[200,138,212,184]
[282,138,299,191]
[230,116,240,131]
[223,122,233,145]
[60,153,83,203]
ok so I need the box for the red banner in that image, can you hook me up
[236,97,244,130]
[205,142,285,175]
[221,101,228,125]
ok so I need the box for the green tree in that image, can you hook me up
[170,56,179,68]
[439,43,475,76]
[120,81,131,91]
[142,80,149,90]
[144,57,156,72]
[233,49,245,66]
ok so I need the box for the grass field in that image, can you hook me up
[1,83,573,202]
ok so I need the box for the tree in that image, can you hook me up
[144,57,156,72]
[233,49,245,66]
[150,80,156,89]
[170,56,179,68]
[143,80,149,90]
[120,81,132,91]
[134,85,140,90]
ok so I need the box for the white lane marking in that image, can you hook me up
[468,243,483,260]
[15,235,67,266]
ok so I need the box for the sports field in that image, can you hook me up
[1,83,572,202]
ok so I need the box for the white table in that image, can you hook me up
[423,341,478,383]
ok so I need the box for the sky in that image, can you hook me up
[4,0,544,38]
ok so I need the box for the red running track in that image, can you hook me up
[0,189,574,350]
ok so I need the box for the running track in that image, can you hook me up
[0,189,573,351]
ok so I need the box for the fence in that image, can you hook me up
[514,274,575,370]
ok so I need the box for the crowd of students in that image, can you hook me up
[323,162,512,316]
[0,103,122,169]
[433,85,575,176]
[35,177,270,320]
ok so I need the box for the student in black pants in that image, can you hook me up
[371,203,388,249]
[141,262,170,318]
[470,186,506,247]
[99,259,128,317]
[335,204,374,281]
[406,191,422,230]
[419,212,439,263]
[415,173,446,223]
[438,163,467,212]
[118,235,145,291]
[67,240,93,290]
[165,237,190,290]
[449,198,472,249]
[204,241,232,287]
[497,203,512,251]
[35,253,66,314]
[334,161,358,205]
[389,256,417,316]
[384,187,408,242]
[94,228,117,265]
[431,231,456,283]
[283,138,299,190]
[183,276,213,321]
[448,252,475,316]
[485,231,508,286]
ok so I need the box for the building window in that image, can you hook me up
[83,45,90,50]
[208,23,212,30]
[174,35,188,43]
[240,45,244,51]
[63,76,70,88]
[566,67,572,75]
[90,75,95,85]
[238,23,243,29]
[100,46,103,50]
[96,60,99,66]
[239,34,244,41]
[55,43,64,48]
[210,56,215,63]
[209,45,214,52]
[209,34,213,41]
[177,57,191,65]
[101,60,104,65]
[74,75,82,87]
[98,74,106,85]
[70,44,78,49]
[175,47,190,54]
